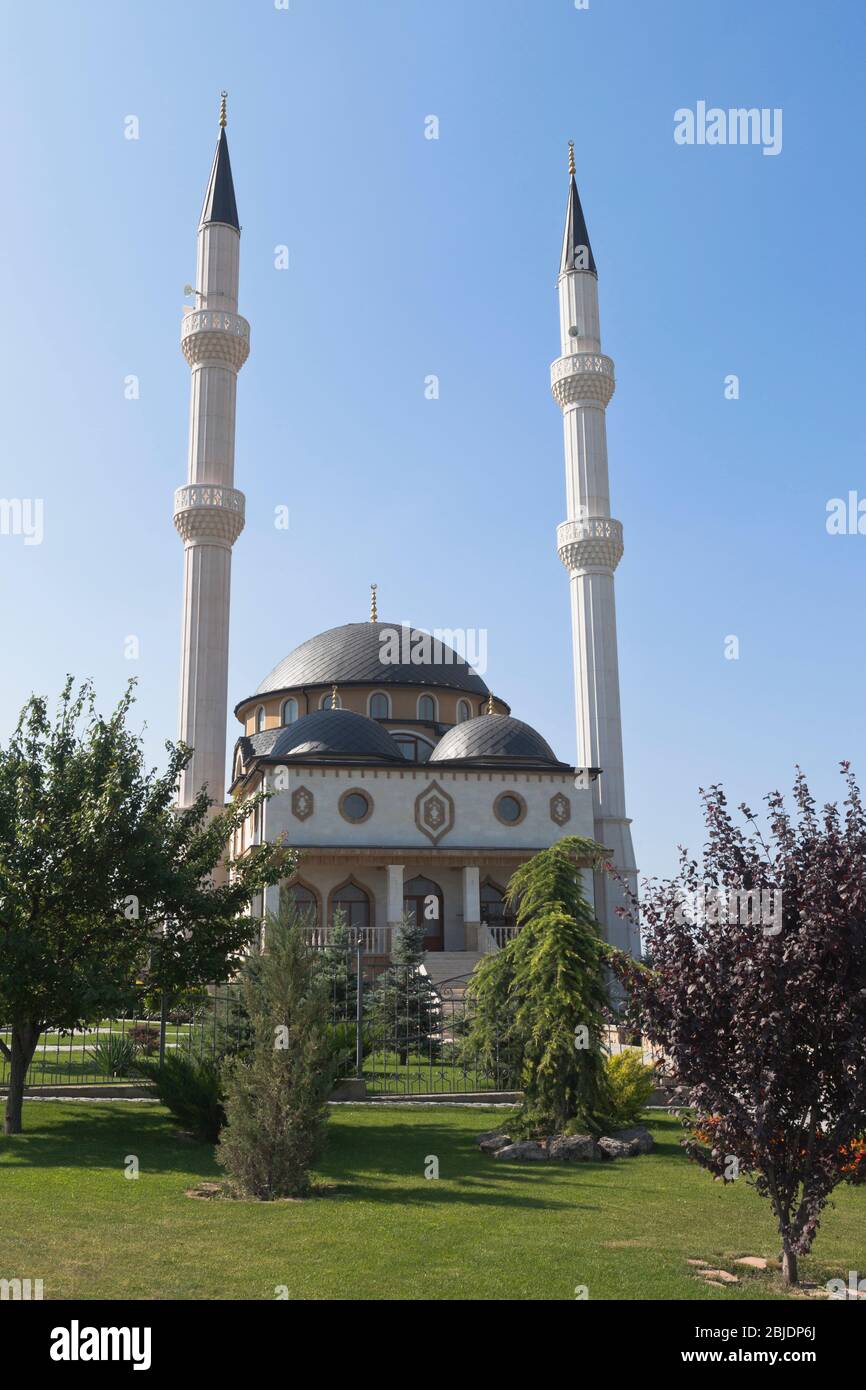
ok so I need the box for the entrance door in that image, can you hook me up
[403,875,444,951]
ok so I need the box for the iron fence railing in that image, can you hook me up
[0,943,520,1096]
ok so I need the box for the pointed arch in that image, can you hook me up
[328,875,374,936]
[281,875,322,932]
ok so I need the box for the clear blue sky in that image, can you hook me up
[1,0,864,882]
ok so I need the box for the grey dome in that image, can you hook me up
[430,714,561,766]
[254,622,489,697]
[242,709,404,764]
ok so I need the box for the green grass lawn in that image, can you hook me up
[0,1102,862,1300]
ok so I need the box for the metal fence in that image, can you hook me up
[0,945,520,1096]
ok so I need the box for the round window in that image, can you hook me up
[494,792,525,825]
[340,790,372,824]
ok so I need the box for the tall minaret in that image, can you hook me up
[173,94,249,809]
[552,143,638,955]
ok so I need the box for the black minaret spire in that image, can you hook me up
[559,141,596,276]
[200,92,240,230]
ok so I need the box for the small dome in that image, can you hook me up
[254,622,489,698]
[430,714,561,766]
[244,708,404,763]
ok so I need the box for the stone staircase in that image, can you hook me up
[421,951,484,995]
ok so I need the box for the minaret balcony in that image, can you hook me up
[557,516,623,573]
[550,352,615,409]
[173,483,246,547]
[181,308,250,371]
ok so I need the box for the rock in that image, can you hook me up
[735,1256,767,1270]
[687,1259,709,1267]
[611,1126,654,1154]
[494,1140,549,1162]
[549,1134,599,1162]
[477,1132,513,1154]
[597,1136,638,1160]
[700,1269,739,1283]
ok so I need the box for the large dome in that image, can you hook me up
[430,714,562,766]
[255,622,489,697]
[242,708,404,763]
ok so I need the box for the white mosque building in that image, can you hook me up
[172,100,638,982]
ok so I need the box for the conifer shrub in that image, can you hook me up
[135,1053,226,1142]
[216,907,335,1199]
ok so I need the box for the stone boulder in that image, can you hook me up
[597,1136,638,1160]
[611,1125,654,1154]
[477,1131,513,1154]
[549,1134,599,1162]
[494,1140,549,1162]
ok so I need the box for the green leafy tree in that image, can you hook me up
[216,905,335,1198]
[465,836,612,1136]
[368,914,441,1064]
[0,679,291,1133]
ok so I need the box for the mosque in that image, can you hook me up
[172,97,638,983]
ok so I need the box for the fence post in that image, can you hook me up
[158,990,168,1069]
[355,936,364,1080]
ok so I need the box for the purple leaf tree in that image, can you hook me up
[610,765,866,1285]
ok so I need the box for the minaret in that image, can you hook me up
[173,94,249,809]
[552,143,638,955]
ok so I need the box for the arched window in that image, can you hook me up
[369,692,390,720]
[233,750,244,780]
[403,875,444,952]
[418,694,437,721]
[456,699,472,723]
[391,732,434,763]
[330,880,371,936]
[255,706,266,733]
[285,881,319,930]
[320,691,341,710]
[281,698,298,725]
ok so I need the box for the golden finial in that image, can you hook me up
[331,683,339,708]
[370,582,378,622]
[486,692,495,715]
[219,91,228,129]
[568,141,575,178]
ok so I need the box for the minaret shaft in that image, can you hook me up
[553,173,638,956]
[174,116,248,811]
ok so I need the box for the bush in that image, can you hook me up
[135,1053,225,1142]
[604,1049,654,1126]
[88,1035,137,1077]
[327,1020,357,1079]
[127,1025,160,1055]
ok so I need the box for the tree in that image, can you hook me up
[319,907,357,1021]
[465,837,612,1136]
[610,767,866,1285]
[367,914,441,1064]
[0,679,291,1134]
[216,905,335,1198]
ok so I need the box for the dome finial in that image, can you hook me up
[219,91,228,129]
[486,692,495,715]
[369,582,378,622]
[331,683,339,709]
[568,140,575,178]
